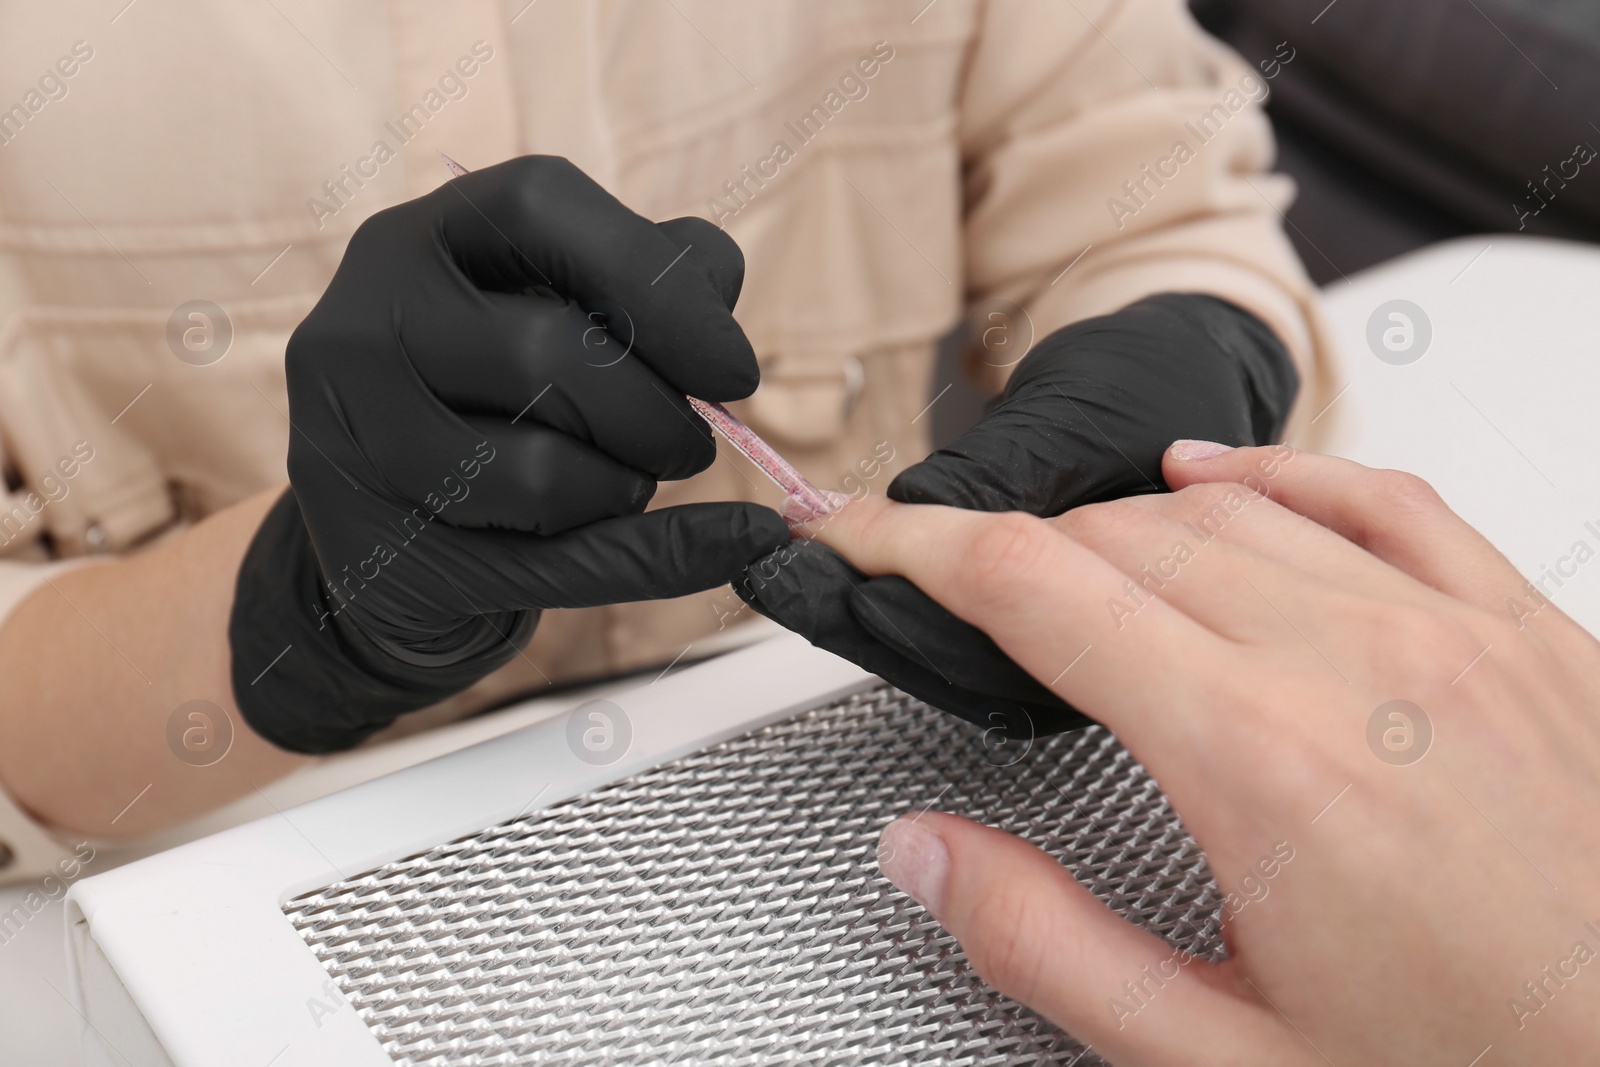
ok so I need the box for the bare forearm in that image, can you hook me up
[0,486,310,839]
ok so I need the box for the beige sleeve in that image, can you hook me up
[0,195,83,884]
[0,557,99,885]
[958,0,1338,441]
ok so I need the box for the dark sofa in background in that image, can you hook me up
[933,0,1600,444]
[1193,0,1600,283]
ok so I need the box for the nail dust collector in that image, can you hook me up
[67,634,1223,1066]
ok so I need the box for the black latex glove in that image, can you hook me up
[737,293,1298,740]
[231,155,789,753]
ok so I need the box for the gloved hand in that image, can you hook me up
[231,155,789,753]
[737,293,1298,740]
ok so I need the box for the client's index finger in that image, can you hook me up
[435,155,758,401]
[809,497,1236,744]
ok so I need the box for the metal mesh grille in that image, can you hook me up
[285,686,1223,1066]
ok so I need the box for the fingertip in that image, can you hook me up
[803,493,892,553]
[886,465,941,506]
[734,535,831,616]
[878,814,954,920]
[646,216,757,399]
[887,455,1007,511]
[717,503,792,570]
[779,489,851,529]
[1162,441,1295,491]
[626,471,657,512]
[660,419,719,481]
[720,348,762,401]
[880,810,1059,937]
[668,321,758,401]
[743,502,793,553]
[1162,439,1247,489]
[1166,439,1236,463]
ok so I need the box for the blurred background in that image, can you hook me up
[935,0,1600,445]
[1194,0,1600,280]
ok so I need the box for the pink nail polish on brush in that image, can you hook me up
[441,151,848,527]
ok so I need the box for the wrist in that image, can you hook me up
[229,489,534,754]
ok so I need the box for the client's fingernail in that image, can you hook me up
[781,489,850,528]
[877,816,950,919]
[1169,439,1235,461]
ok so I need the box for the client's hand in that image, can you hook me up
[810,442,1600,1066]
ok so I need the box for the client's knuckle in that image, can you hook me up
[960,879,1059,1005]
[1366,469,1445,515]
[1358,601,1484,687]
[1054,499,1133,543]
[1172,481,1256,531]
[959,513,1052,604]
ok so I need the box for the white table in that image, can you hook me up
[1304,235,1600,637]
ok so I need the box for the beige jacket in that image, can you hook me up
[0,0,1334,879]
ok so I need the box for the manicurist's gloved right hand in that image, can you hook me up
[231,155,789,753]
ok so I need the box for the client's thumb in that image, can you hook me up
[876,811,1308,1064]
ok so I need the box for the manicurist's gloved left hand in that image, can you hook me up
[736,293,1298,740]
